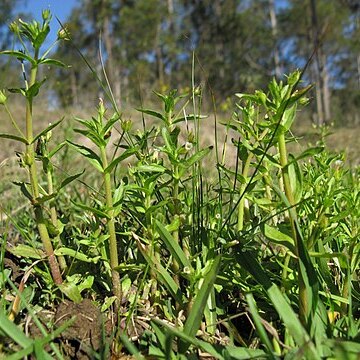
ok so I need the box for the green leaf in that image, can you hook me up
[261,223,295,254]
[162,127,175,153]
[182,146,212,169]
[0,133,28,144]
[267,285,319,359]
[173,114,208,124]
[0,50,36,65]
[38,58,67,67]
[288,154,303,204]
[26,78,46,99]
[58,170,85,191]
[71,201,110,219]
[136,108,165,121]
[150,321,177,360]
[101,296,117,312]
[135,235,183,305]
[32,118,64,144]
[8,87,26,96]
[102,114,120,136]
[224,346,270,359]
[179,256,221,353]
[281,104,296,131]
[54,247,101,263]
[155,220,191,270]
[0,309,33,348]
[246,293,276,358]
[293,146,325,163]
[33,26,50,50]
[204,289,217,335]
[134,164,167,173]
[119,333,146,360]
[8,244,45,259]
[48,141,66,158]
[35,193,57,204]
[103,147,137,174]
[153,318,268,360]
[12,181,33,202]
[67,140,103,172]
[58,281,82,303]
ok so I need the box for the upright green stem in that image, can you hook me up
[172,166,181,288]
[278,132,307,325]
[100,146,122,304]
[46,169,67,271]
[26,57,62,285]
[237,154,252,231]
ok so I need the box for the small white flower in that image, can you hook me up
[185,142,193,151]
[334,160,343,167]
[215,213,221,219]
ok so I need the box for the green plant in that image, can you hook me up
[0,11,70,284]
[1,10,359,359]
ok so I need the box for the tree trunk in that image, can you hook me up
[155,23,165,86]
[70,69,79,107]
[102,0,122,106]
[321,53,331,123]
[310,0,325,125]
[269,0,282,78]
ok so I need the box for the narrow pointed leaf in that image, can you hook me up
[173,114,208,124]
[182,146,212,168]
[13,181,33,201]
[261,223,295,254]
[32,118,64,144]
[0,133,28,144]
[67,140,103,172]
[136,108,165,121]
[0,309,32,348]
[103,147,137,174]
[246,293,276,358]
[71,201,110,219]
[155,220,191,270]
[179,256,221,353]
[0,50,35,64]
[58,170,85,190]
[135,235,183,305]
[38,58,67,67]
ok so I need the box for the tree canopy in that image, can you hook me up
[2,0,360,125]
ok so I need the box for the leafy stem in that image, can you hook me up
[99,145,122,303]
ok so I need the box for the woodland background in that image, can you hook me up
[1,0,360,127]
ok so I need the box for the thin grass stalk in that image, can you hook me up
[278,131,307,325]
[25,55,62,285]
[99,146,122,303]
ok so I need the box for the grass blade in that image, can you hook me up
[179,256,221,353]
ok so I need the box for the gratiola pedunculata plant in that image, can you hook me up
[0,10,68,284]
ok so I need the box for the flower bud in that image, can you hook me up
[98,98,105,117]
[121,119,132,132]
[57,27,70,41]
[42,9,51,21]
[193,85,201,96]
[9,21,19,34]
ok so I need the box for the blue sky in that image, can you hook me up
[18,0,78,21]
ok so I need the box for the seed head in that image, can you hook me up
[57,27,70,41]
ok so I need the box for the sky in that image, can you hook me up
[15,0,78,44]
